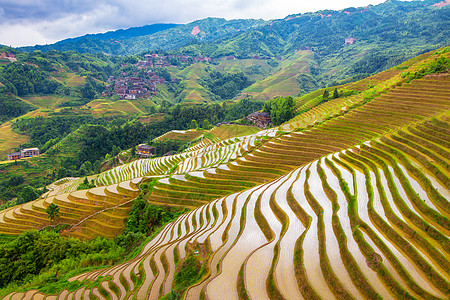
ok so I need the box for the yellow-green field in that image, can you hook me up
[175,63,212,104]
[243,50,313,99]
[139,113,165,123]
[217,58,273,81]
[86,99,145,116]
[208,124,260,140]
[0,122,29,160]
[66,73,86,87]
[20,95,75,109]
[156,129,206,141]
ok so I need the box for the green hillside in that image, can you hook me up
[0,46,448,299]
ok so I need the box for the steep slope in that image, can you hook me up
[242,50,315,99]
[1,49,448,299]
[8,113,448,299]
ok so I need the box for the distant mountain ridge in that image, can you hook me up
[20,18,267,55]
[57,23,179,42]
[19,0,449,58]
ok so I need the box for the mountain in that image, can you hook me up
[20,0,449,60]
[17,0,449,97]
[19,18,267,56]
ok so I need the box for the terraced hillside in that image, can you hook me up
[1,49,449,299]
[7,113,448,299]
[0,177,143,240]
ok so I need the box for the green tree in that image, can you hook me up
[111,145,122,157]
[46,203,60,220]
[79,161,93,176]
[56,167,67,180]
[202,119,211,130]
[93,160,102,173]
[323,89,329,100]
[190,119,198,130]
[18,185,39,204]
[332,88,339,99]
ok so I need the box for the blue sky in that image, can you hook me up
[0,0,394,47]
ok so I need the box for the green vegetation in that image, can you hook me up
[0,192,185,296]
[171,253,207,297]
[0,63,60,96]
[0,94,34,123]
[202,69,251,100]
[76,178,95,190]
[263,96,295,126]
[124,193,186,235]
[45,203,60,220]
[0,176,47,209]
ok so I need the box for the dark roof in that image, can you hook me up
[7,152,21,156]
[247,111,270,118]
[137,144,155,150]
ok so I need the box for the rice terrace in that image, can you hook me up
[0,0,449,299]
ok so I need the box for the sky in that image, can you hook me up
[0,0,392,47]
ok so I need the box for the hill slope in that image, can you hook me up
[0,48,449,298]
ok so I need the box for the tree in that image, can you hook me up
[93,160,102,173]
[332,88,339,99]
[202,119,211,130]
[46,203,60,220]
[323,89,329,100]
[190,119,198,130]
[79,160,93,176]
[18,185,39,204]
[56,167,67,180]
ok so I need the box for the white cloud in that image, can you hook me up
[0,0,392,47]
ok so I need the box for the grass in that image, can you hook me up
[0,121,30,160]
[208,124,259,141]
[20,95,75,109]
[66,73,86,87]
[157,129,206,142]
[243,50,313,99]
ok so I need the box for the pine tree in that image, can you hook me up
[333,88,339,99]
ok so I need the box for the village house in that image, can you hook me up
[7,152,21,161]
[245,112,271,128]
[21,148,40,158]
[344,38,357,45]
[137,144,155,158]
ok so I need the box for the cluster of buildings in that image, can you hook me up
[245,112,272,128]
[104,72,167,99]
[7,148,40,161]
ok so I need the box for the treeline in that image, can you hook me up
[202,69,251,100]
[171,97,264,127]
[0,63,60,96]
[12,115,108,152]
[0,175,47,211]
[0,94,34,123]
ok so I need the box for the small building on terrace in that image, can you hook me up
[137,144,155,158]
[7,152,21,161]
[21,148,40,158]
[245,112,271,128]
[7,147,40,161]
